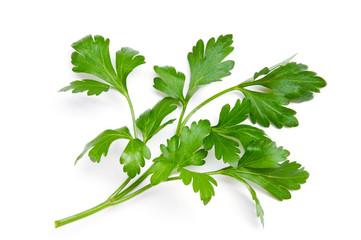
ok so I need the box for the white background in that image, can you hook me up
[1,0,360,239]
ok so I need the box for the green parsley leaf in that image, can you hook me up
[59,79,111,96]
[238,139,290,168]
[221,161,309,200]
[250,62,326,102]
[224,173,264,226]
[217,125,267,148]
[70,35,144,96]
[239,88,298,128]
[204,99,268,167]
[252,67,270,81]
[186,34,235,99]
[157,136,208,167]
[250,54,297,81]
[119,138,151,178]
[216,99,250,128]
[204,131,240,168]
[179,168,217,205]
[136,97,178,143]
[153,66,186,104]
[71,35,116,86]
[76,127,132,164]
[116,47,145,94]
[149,162,175,185]
[150,120,211,185]
[179,120,211,153]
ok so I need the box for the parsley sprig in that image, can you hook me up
[56,34,326,228]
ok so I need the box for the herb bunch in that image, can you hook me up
[55,34,326,228]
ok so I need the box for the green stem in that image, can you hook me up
[165,176,181,181]
[55,200,110,228]
[108,177,131,200]
[112,167,153,201]
[54,183,153,228]
[179,85,239,131]
[175,101,188,135]
[110,184,153,205]
[55,168,229,228]
[54,171,166,228]
[125,93,137,138]
[204,167,231,176]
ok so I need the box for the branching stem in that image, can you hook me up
[108,177,131,200]
[179,85,239,131]
[55,169,164,228]
[54,166,235,228]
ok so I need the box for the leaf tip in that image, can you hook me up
[74,154,83,166]
[202,199,211,205]
[58,88,66,93]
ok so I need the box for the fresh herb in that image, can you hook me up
[55,34,326,228]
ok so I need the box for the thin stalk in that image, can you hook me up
[175,101,188,135]
[124,93,138,138]
[204,167,231,176]
[110,184,153,205]
[179,85,239,131]
[54,184,153,228]
[56,170,235,228]
[165,176,181,182]
[55,173,171,228]
[108,177,131,200]
[111,167,153,201]
[55,200,110,228]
